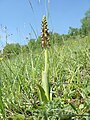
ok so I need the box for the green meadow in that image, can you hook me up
[0,2,90,119]
[0,35,90,119]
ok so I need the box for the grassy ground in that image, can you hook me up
[0,36,90,119]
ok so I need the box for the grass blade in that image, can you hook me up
[0,84,5,119]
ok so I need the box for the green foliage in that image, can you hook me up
[28,39,36,50]
[50,32,63,45]
[37,84,48,103]
[0,36,90,119]
[38,49,50,103]
[68,27,79,37]
[8,114,25,120]
[21,45,29,53]
[0,83,5,120]
[67,8,90,37]
[81,8,90,36]
[3,43,21,58]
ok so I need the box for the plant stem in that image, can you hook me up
[45,49,48,72]
[42,49,50,101]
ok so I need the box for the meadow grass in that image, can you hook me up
[0,36,90,119]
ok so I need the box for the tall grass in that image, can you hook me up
[0,36,90,119]
[0,0,90,119]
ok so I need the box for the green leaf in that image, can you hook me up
[43,110,48,120]
[37,84,48,103]
[9,114,25,120]
[42,70,50,101]
[69,103,78,114]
